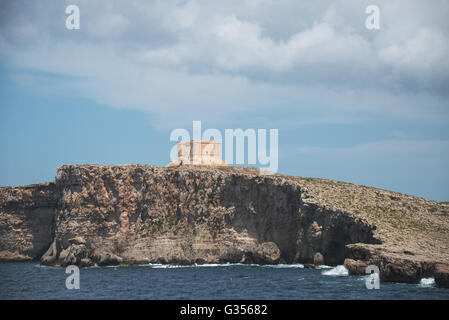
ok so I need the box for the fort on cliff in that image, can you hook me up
[168,140,227,166]
[0,164,448,288]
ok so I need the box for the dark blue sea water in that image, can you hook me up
[1,262,448,300]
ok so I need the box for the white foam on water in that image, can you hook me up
[146,264,165,268]
[322,265,349,276]
[147,264,181,268]
[191,263,234,268]
[145,263,306,268]
[196,263,250,267]
[147,263,258,268]
[261,264,304,269]
[34,264,61,269]
[146,263,231,268]
[36,262,314,269]
[418,277,436,287]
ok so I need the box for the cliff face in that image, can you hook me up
[38,165,379,267]
[0,164,448,287]
[0,183,57,261]
[43,165,303,266]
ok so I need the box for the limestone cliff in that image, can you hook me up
[0,183,56,261]
[0,164,448,288]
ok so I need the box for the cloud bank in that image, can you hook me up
[0,0,448,128]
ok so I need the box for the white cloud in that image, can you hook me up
[379,28,449,86]
[0,0,448,128]
[85,13,130,38]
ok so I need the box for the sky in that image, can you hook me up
[0,0,448,201]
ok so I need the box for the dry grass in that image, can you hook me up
[178,165,449,261]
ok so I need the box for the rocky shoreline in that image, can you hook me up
[0,164,448,288]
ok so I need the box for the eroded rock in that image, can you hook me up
[435,263,449,288]
[343,258,367,275]
[0,183,57,261]
[252,242,281,265]
[313,252,324,266]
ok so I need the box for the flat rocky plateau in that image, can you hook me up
[0,164,448,288]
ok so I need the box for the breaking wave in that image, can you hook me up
[322,265,349,276]
[418,278,436,288]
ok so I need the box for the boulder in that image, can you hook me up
[251,242,281,265]
[123,256,150,265]
[344,258,368,275]
[313,252,324,266]
[378,258,421,284]
[58,243,89,267]
[434,263,449,288]
[92,251,122,266]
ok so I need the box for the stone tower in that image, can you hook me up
[168,140,227,166]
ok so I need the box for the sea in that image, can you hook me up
[1,262,448,300]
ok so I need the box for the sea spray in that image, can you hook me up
[322,265,349,276]
[418,278,436,288]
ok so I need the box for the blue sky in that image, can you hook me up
[1,0,448,201]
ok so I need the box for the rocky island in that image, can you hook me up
[0,164,448,288]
